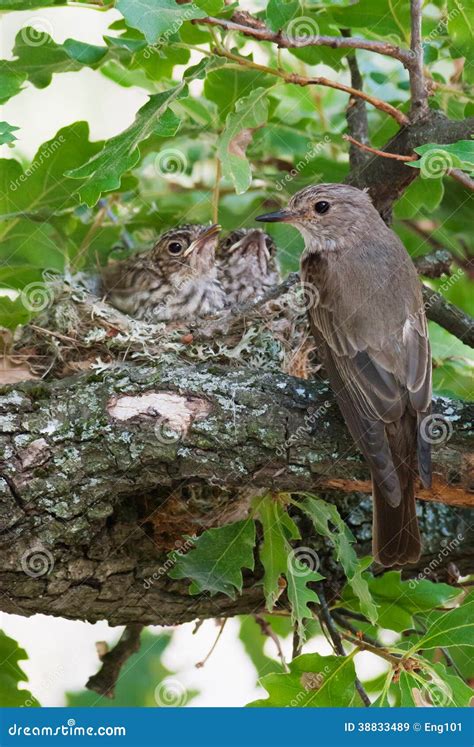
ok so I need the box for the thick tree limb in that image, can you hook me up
[347,110,474,215]
[409,0,429,121]
[0,362,472,627]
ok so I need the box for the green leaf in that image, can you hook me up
[398,662,474,707]
[286,561,322,640]
[66,86,184,206]
[0,122,102,224]
[266,0,299,32]
[257,495,299,610]
[168,520,256,597]
[248,652,356,707]
[0,121,19,145]
[116,0,207,45]
[299,495,378,623]
[0,30,108,98]
[219,88,269,194]
[407,592,474,652]
[394,176,444,218]
[67,630,197,706]
[407,141,474,178]
[0,630,39,707]
[342,571,462,634]
[328,0,411,40]
[204,67,273,121]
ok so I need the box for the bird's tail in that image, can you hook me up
[372,415,421,567]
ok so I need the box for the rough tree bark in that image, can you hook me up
[1,362,472,627]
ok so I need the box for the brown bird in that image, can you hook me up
[256,184,432,566]
[101,224,226,322]
[218,228,280,305]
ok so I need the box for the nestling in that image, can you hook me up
[257,183,432,567]
[101,224,226,322]
[218,228,280,305]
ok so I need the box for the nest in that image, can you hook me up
[8,274,318,382]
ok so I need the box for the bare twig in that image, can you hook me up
[195,618,227,668]
[448,168,474,191]
[213,47,409,126]
[409,0,429,120]
[86,623,144,698]
[343,134,418,161]
[315,584,371,707]
[199,16,412,65]
[254,614,289,671]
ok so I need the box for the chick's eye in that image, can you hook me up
[314,200,330,215]
[168,241,183,254]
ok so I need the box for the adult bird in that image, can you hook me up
[101,224,225,322]
[256,184,432,566]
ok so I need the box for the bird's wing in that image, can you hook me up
[307,282,431,503]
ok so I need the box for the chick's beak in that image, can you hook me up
[255,209,294,223]
[183,224,221,256]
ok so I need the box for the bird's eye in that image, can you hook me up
[168,241,183,255]
[314,200,330,215]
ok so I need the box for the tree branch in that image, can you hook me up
[409,0,429,121]
[344,43,371,172]
[449,168,474,191]
[86,624,144,698]
[422,285,474,347]
[0,361,472,627]
[200,16,413,65]
[214,47,409,125]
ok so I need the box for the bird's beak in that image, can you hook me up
[183,224,221,256]
[255,209,294,223]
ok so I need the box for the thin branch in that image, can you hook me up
[316,584,371,707]
[254,614,289,672]
[214,47,409,126]
[449,168,474,191]
[422,286,474,348]
[343,134,418,161]
[195,618,227,668]
[200,16,412,65]
[340,632,402,666]
[86,623,144,698]
[409,0,429,120]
